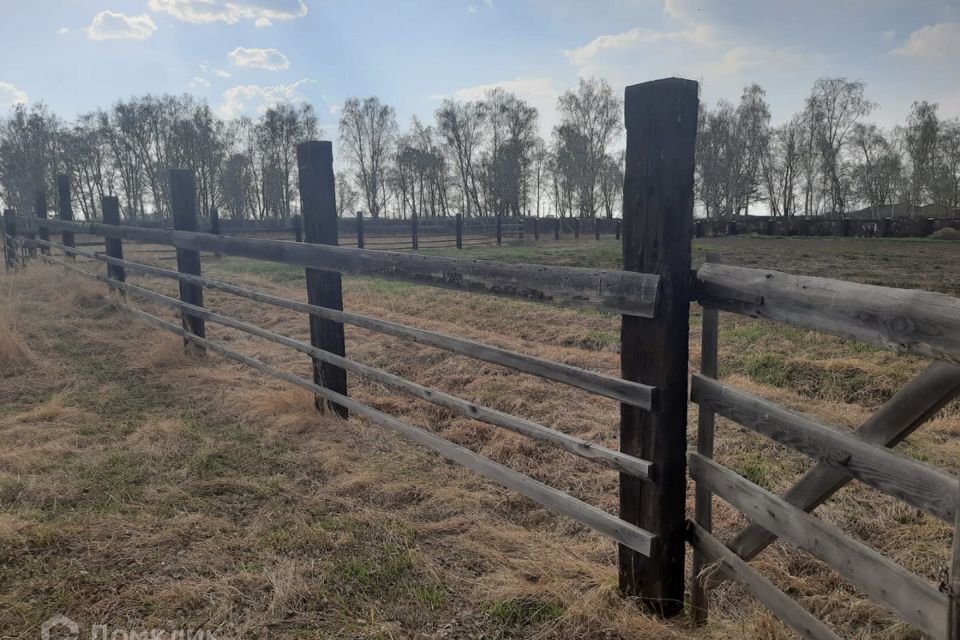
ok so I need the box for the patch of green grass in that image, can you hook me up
[486,597,564,632]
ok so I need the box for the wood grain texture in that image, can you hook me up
[721,360,960,572]
[618,76,698,613]
[27,216,660,317]
[692,374,959,522]
[169,170,205,341]
[690,453,949,639]
[698,262,960,363]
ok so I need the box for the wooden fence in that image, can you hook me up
[4,75,960,638]
[695,215,960,239]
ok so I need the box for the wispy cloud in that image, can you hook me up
[87,11,157,41]
[0,81,28,108]
[57,27,70,35]
[229,47,290,71]
[218,78,313,118]
[148,0,307,25]
[563,25,713,66]
[893,22,960,57]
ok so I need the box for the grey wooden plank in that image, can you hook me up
[698,262,960,364]
[692,374,958,523]
[723,360,960,569]
[28,237,655,411]
[25,216,660,317]
[690,453,949,639]
[688,522,841,640]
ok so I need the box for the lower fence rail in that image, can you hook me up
[29,242,658,560]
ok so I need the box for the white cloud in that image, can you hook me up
[0,81,28,109]
[87,11,157,41]
[451,76,561,132]
[217,79,312,118]
[148,0,307,25]
[190,76,211,88]
[213,68,232,78]
[467,4,478,13]
[563,24,713,66]
[893,22,960,57]
[57,27,70,35]
[229,46,290,70]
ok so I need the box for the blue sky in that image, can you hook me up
[1,0,959,139]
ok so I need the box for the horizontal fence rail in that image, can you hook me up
[690,453,950,639]
[698,262,960,364]
[692,374,959,522]
[32,239,659,557]
[25,217,660,317]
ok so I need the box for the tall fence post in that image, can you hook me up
[297,140,348,418]
[3,209,15,271]
[210,206,222,258]
[102,196,125,283]
[496,214,502,246]
[533,218,539,241]
[948,480,960,640]
[690,252,721,625]
[169,170,206,350]
[595,217,601,240]
[554,217,560,240]
[455,213,462,249]
[619,77,697,615]
[412,211,419,250]
[357,212,365,249]
[574,218,580,240]
[35,190,49,256]
[56,174,75,257]
[616,220,621,240]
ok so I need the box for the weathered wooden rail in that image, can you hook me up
[690,257,960,639]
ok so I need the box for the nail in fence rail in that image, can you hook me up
[101,196,125,283]
[169,170,206,347]
[297,140,348,418]
[35,190,49,255]
[56,174,75,257]
[619,77,698,614]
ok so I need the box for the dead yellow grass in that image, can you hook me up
[2,252,959,639]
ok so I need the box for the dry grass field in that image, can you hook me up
[2,234,959,639]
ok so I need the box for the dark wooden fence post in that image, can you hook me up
[574,218,580,240]
[35,190,49,256]
[595,217,601,240]
[533,218,539,241]
[102,196,125,283]
[357,212,365,249]
[883,216,892,238]
[619,77,697,616]
[927,217,937,237]
[297,140,348,418]
[210,206,222,258]
[766,218,775,236]
[169,170,206,350]
[56,174,75,257]
[293,214,303,242]
[455,213,463,249]
[3,209,15,271]
[616,220,621,240]
[412,211,419,249]
[496,213,502,245]
[554,217,560,240]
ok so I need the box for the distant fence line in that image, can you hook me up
[696,215,960,239]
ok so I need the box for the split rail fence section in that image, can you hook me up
[690,258,960,639]
[6,76,960,638]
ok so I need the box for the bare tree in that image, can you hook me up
[555,77,621,217]
[436,99,485,216]
[339,97,397,219]
[807,77,875,216]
